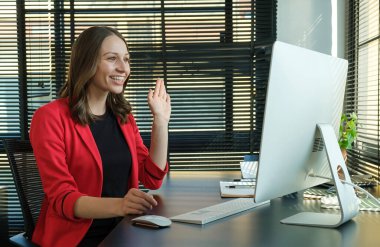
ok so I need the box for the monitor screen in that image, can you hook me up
[254,41,358,227]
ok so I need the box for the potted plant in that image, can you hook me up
[338,112,358,162]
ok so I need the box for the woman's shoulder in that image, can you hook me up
[33,98,70,118]
[37,98,68,110]
[127,113,135,120]
[30,98,73,136]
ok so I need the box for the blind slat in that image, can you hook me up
[345,0,379,182]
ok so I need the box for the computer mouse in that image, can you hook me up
[132,215,172,228]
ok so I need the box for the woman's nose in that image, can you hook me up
[116,60,129,72]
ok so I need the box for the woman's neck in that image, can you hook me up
[87,91,108,116]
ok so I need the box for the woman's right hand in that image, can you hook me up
[121,188,158,215]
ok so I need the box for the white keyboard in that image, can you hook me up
[170,198,270,225]
[240,161,258,179]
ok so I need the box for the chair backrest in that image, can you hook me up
[3,139,44,240]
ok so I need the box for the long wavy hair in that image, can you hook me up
[59,26,132,125]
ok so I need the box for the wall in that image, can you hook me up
[277,0,345,58]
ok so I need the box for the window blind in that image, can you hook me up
[0,0,276,241]
[0,1,23,242]
[345,0,379,181]
[21,0,276,171]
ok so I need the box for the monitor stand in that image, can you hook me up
[280,123,360,228]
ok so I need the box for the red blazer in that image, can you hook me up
[29,98,168,247]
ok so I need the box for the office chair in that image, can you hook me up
[243,154,259,162]
[3,139,42,247]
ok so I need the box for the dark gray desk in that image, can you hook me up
[100,171,380,247]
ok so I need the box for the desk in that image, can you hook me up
[100,171,380,247]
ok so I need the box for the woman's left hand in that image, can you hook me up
[148,78,171,124]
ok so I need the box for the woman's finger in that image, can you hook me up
[133,190,157,207]
[126,189,157,208]
[153,78,162,97]
[158,79,166,97]
[125,200,151,212]
[147,88,154,103]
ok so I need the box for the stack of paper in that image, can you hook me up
[219,181,255,198]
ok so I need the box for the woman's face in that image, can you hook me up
[89,34,130,96]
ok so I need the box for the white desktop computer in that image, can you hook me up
[254,41,359,227]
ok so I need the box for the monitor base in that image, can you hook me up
[281,124,360,228]
[281,212,342,227]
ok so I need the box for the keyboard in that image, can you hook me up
[170,198,270,225]
[240,161,258,179]
[322,174,378,188]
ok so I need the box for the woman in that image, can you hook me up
[29,26,171,246]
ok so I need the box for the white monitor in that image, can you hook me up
[254,41,359,227]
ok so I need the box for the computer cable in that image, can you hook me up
[309,173,380,207]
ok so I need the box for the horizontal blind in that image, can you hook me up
[165,0,252,169]
[345,0,379,181]
[165,0,276,169]
[21,0,276,170]
[251,0,276,154]
[0,1,24,242]
[0,0,276,241]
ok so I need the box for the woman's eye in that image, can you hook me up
[107,57,116,61]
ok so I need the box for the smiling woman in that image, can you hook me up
[59,26,133,125]
[0,1,278,243]
[87,34,131,115]
[28,26,171,247]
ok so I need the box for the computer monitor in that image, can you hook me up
[254,41,359,227]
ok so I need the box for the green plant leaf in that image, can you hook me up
[338,112,358,150]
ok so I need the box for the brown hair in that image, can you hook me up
[59,26,132,125]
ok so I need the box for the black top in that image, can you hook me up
[79,110,132,246]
